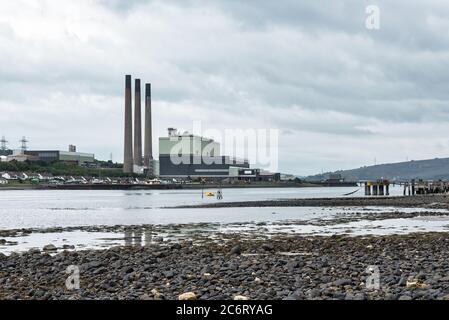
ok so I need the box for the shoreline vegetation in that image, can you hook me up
[0,160,127,177]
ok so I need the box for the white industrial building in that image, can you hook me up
[158,128,249,178]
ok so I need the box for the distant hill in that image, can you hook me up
[306,157,449,182]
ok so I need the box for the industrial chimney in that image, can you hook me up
[134,79,143,166]
[144,83,153,167]
[123,75,134,173]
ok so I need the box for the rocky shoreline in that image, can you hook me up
[1,232,449,300]
[173,194,449,209]
[1,207,449,239]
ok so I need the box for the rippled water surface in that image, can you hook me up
[1,186,447,254]
[0,186,405,229]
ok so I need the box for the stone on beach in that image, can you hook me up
[28,248,41,255]
[151,289,162,299]
[178,292,197,300]
[229,245,241,255]
[406,280,428,289]
[261,243,275,252]
[42,244,57,252]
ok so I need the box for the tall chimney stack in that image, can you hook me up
[134,79,143,166]
[123,75,133,173]
[144,83,153,167]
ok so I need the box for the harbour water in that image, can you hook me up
[0,186,405,228]
[1,186,448,254]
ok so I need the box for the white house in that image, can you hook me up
[1,173,11,180]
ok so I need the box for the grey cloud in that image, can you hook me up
[1,0,449,174]
[96,0,148,12]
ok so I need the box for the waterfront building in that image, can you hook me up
[158,129,249,178]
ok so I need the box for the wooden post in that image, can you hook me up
[201,178,205,198]
[365,182,370,196]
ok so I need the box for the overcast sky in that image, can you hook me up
[1,0,449,175]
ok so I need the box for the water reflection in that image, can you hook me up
[0,186,406,230]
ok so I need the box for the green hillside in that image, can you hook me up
[307,158,449,182]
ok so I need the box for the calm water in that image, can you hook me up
[0,186,404,229]
[2,186,448,254]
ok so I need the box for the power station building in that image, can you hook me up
[122,75,273,180]
[158,128,249,178]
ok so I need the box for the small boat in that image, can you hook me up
[205,192,215,197]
